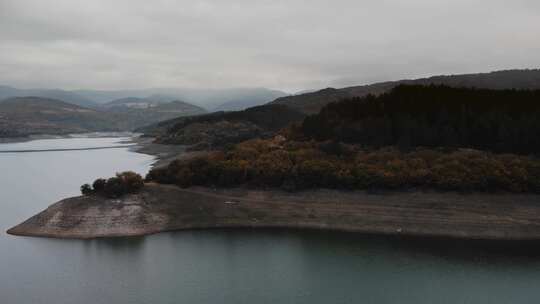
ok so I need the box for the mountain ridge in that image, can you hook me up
[270,69,540,114]
[0,86,288,110]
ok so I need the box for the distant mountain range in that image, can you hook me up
[3,69,540,138]
[0,96,207,138]
[0,85,99,109]
[103,95,179,107]
[102,96,207,128]
[271,69,540,114]
[75,88,288,110]
[0,86,288,111]
[4,69,540,115]
[0,86,277,137]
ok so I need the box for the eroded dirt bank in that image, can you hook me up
[7,183,540,240]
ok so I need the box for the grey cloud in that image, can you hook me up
[1,0,539,92]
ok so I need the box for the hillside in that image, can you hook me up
[142,104,305,150]
[103,96,207,128]
[271,69,540,114]
[211,89,288,111]
[171,88,287,110]
[0,95,207,137]
[0,97,122,137]
[146,85,540,193]
[74,87,287,109]
[213,99,267,112]
[299,85,540,153]
[0,85,98,108]
[103,94,185,107]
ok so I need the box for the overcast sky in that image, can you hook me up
[1,0,539,92]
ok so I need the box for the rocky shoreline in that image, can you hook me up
[130,136,208,168]
[7,135,540,241]
[8,183,540,240]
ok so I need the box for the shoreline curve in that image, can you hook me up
[8,183,540,240]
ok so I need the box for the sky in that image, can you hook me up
[1,0,539,92]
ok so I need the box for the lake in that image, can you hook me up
[1,136,540,304]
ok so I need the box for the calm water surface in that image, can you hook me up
[1,137,540,304]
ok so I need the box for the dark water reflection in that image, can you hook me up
[1,137,540,303]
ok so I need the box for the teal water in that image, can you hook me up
[1,137,540,304]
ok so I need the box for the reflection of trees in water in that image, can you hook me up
[275,229,540,267]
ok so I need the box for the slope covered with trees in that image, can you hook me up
[144,85,540,193]
[300,85,540,153]
[271,69,540,114]
[143,104,306,150]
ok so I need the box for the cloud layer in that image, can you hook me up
[1,0,539,91]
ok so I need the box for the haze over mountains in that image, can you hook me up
[0,85,99,109]
[2,69,540,138]
[0,86,287,111]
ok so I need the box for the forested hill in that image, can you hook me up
[0,97,122,137]
[146,84,540,192]
[141,104,305,149]
[271,69,540,114]
[299,85,540,153]
[102,97,207,128]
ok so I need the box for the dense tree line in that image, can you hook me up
[300,85,540,153]
[146,138,540,193]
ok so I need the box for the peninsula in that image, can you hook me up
[8,83,540,241]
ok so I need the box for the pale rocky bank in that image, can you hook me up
[7,183,540,240]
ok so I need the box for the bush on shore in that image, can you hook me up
[81,171,144,198]
[145,138,540,193]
